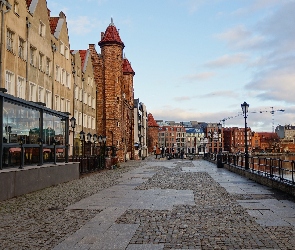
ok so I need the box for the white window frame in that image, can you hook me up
[17,76,25,99]
[7,29,14,52]
[5,71,15,95]
[39,52,44,71]
[78,112,82,126]
[29,82,37,101]
[60,41,64,55]
[18,37,25,59]
[30,46,36,66]
[38,86,44,102]
[65,45,69,59]
[46,57,50,75]
[83,114,87,128]
[55,95,60,111]
[45,90,52,108]
[55,65,60,81]
[74,86,78,99]
[14,1,19,15]
[92,97,95,109]
[39,21,45,37]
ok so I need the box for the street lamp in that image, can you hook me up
[79,130,85,157]
[70,117,76,161]
[241,101,250,170]
[87,132,92,156]
[93,134,97,155]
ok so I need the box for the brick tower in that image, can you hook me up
[90,19,134,162]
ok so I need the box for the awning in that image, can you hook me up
[43,149,51,153]
[9,148,21,153]
[56,148,64,153]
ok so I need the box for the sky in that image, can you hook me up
[47,0,295,132]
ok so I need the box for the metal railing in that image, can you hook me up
[206,153,295,186]
[71,155,105,174]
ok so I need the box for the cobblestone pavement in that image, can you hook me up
[2,157,295,249]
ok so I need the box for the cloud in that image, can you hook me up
[173,96,193,102]
[204,53,249,68]
[215,25,266,50]
[246,66,295,104]
[182,72,215,82]
[68,16,100,35]
[199,90,238,99]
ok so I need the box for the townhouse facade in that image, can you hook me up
[1,1,137,164]
[134,99,147,159]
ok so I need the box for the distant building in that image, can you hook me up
[147,113,159,153]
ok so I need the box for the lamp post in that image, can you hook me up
[87,132,92,156]
[19,136,25,169]
[37,137,43,166]
[79,130,85,157]
[93,134,97,155]
[241,101,250,170]
[217,122,222,153]
[70,117,76,161]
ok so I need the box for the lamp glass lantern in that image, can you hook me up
[102,136,106,143]
[70,117,76,129]
[87,132,92,142]
[79,131,85,141]
[93,134,97,142]
[241,101,249,115]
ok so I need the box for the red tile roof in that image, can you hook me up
[49,17,59,34]
[79,50,87,69]
[148,113,159,127]
[123,58,135,75]
[98,20,124,47]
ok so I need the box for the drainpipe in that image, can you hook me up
[51,42,56,108]
[25,17,30,98]
[0,0,11,87]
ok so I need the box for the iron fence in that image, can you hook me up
[206,153,295,186]
[71,155,105,174]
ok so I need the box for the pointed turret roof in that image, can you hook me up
[98,18,124,48]
[148,113,159,127]
[123,56,135,75]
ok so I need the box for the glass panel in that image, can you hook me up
[43,112,65,146]
[3,101,40,144]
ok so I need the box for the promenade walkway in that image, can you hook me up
[2,157,295,249]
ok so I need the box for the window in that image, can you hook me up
[30,46,36,66]
[60,41,64,55]
[14,1,19,15]
[83,114,87,127]
[61,68,65,84]
[55,95,60,110]
[55,65,60,81]
[17,76,25,99]
[92,97,95,109]
[45,90,52,108]
[92,117,95,129]
[79,88,82,101]
[5,71,15,95]
[60,98,65,111]
[78,112,82,125]
[46,57,50,75]
[74,86,78,99]
[39,53,44,71]
[38,86,44,102]
[18,37,25,59]
[64,46,69,59]
[7,29,14,52]
[39,21,45,37]
[88,94,91,106]
[66,99,70,112]
[74,110,78,121]
[66,72,70,88]
[29,82,36,101]
[83,92,87,104]
[88,116,91,128]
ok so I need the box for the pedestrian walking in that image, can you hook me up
[180,149,184,160]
